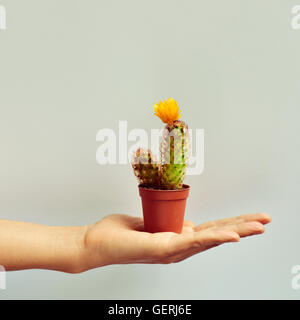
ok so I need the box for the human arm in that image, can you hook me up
[0,213,271,273]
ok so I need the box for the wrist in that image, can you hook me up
[68,225,91,274]
[76,222,111,272]
[53,225,89,274]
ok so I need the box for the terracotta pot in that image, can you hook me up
[139,184,190,234]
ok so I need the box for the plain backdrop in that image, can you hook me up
[0,0,299,299]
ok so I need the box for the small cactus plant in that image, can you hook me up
[132,98,190,190]
[132,148,160,188]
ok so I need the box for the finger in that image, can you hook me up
[195,213,271,231]
[194,229,240,247]
[214,221,265,238]
[173,229,240,253]
[162,229,240,263]
[237,213,271,224]
[161,217,269,264]
[172,221,266,258]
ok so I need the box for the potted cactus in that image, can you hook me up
[132,98,190,234]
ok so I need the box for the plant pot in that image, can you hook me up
[139,184,190,234]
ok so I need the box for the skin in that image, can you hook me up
[0,213,271,273]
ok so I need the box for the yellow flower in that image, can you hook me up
[153,98,181,124]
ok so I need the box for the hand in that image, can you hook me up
[81,213,271,271]
[0,213,271,273]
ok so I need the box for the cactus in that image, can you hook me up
[132,98,190,190]
[132,148,161,188]
[160,120,190,190]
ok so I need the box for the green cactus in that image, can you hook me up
[160,120,190,190]
[132,98,190,190]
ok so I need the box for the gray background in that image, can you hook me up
[0,0,299,299]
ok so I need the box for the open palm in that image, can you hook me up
[83,213,271,269]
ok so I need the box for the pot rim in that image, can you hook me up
[138,184,190,192]
[138,184,190,201]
